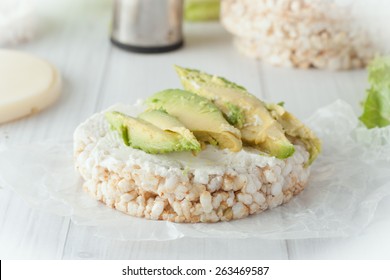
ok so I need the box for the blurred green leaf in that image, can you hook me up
[360,57,390,128]
[184,0,220,21]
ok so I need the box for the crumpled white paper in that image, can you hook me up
[1,100,390,241]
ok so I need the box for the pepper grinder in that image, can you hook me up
[111,0,184,53]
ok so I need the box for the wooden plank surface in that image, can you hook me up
[62,227,289,260]
[0,188,70,259]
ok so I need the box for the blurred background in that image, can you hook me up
[1,0,388,70]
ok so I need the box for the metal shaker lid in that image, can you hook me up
[111,0,184,53]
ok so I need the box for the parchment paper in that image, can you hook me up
[1,100,389,240]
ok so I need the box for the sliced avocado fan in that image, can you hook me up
[174,66,295,159]
[145,89,242,152]
[265,103,321,166]
[105,111,201,154]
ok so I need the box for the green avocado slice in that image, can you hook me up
[265,103,321,166]
[138,109,201,151]
[105,111,201,154]
[145,89,242,152]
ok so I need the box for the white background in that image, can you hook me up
[2,260,390,279]
[1,0,390,259]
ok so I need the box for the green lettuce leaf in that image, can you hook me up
[359,57,390,129]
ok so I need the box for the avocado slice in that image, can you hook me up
[265,103,321,166]
[145,89,242,152]
[174,66,295,159]
[138,109,201,151]
[105,111,201,154]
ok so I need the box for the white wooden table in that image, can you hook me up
[1,0,390,260]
